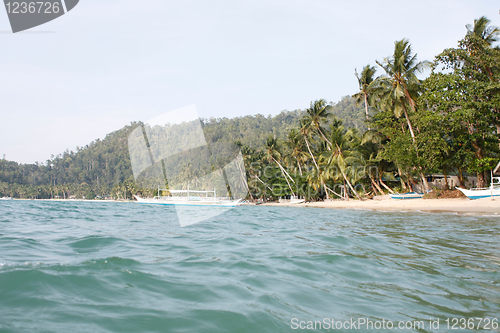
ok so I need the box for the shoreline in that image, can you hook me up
[8,198,131,203]
[5,197,500,216]
[261,197,500,216]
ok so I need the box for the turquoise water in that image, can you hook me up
[0,201,499,332]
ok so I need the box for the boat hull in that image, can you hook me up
[389,192,423,200]
[456,188,500,200]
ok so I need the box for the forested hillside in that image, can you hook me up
[330,96,368,131]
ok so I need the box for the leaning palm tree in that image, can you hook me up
[323,123,362,200]
[300,118,320,172]
[284,129,309,176]
[353,65,378,128]
[264,136,295,196]
[374,39,431,191]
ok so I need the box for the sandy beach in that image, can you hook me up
[262,196,500,215]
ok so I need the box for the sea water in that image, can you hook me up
[0,200,499,332]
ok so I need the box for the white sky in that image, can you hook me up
[0,0,499,164]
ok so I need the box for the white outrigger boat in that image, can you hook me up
[0,197,13,200]
[389,192,423,200]
[134,186,242,207]
[456,177,500,200]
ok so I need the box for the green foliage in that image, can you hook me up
[3,16,499,200]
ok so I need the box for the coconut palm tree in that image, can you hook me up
[466,16,500,46]
[303,99,333,147]
[353,65,378,128]
[284,129,309,176]
[300,118,320,172]
[323,123,362,200]
[375,39,430,139]
[374,39,431,191]
[264,136,295,196]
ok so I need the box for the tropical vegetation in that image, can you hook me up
[1,16,499,201]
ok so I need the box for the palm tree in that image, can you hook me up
[356,140,396,194]
[374,38,431,191]
[264,136,295,196]
[284,129,309,176]
[323,123,362,200]
[300,118,320,172]
[353,65,378,128]
[375,39,430,139]
[303,99,333,147]
[466,16,500,46]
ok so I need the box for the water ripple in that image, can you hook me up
[0,201,499,332]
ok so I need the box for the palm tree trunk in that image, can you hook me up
[317,128,332,149]
[322,180,329,199]
[342,170,361,200]
[303,136,319,171]
[403,105,416,140]
[370,177,383,194]
[251,173,272,192]
[275,163,295,196]
[324,184,343,199]
[296,157,303,176]
[273,157,295,184]
[364,93,371,130]
[397,166,408,191]
[379,179,394,194]
[403,104,430,192]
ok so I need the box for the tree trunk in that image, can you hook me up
[403,106,416,140]
[304,136,319,171]
[398,166,407,190]
[324,185,343,199]
[403,104,430,192]
[273,157,295,184]
[471,142,485,188]
[322,180,329,199]
[370,178,383,195]
[251,173,272,192]
[443,168,449,190]
[477,171,486,189]
[278,166,295,196]
[420,173,430,192]
[317,128,332,149]
[379,179,394,194]
[342,171,362,200]
[296,157,303,176]
[364,93,371,130]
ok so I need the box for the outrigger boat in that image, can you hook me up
[456,177,500,200]
[0,197,13,200]
[134,185,242,207]
[389,192,423,200]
